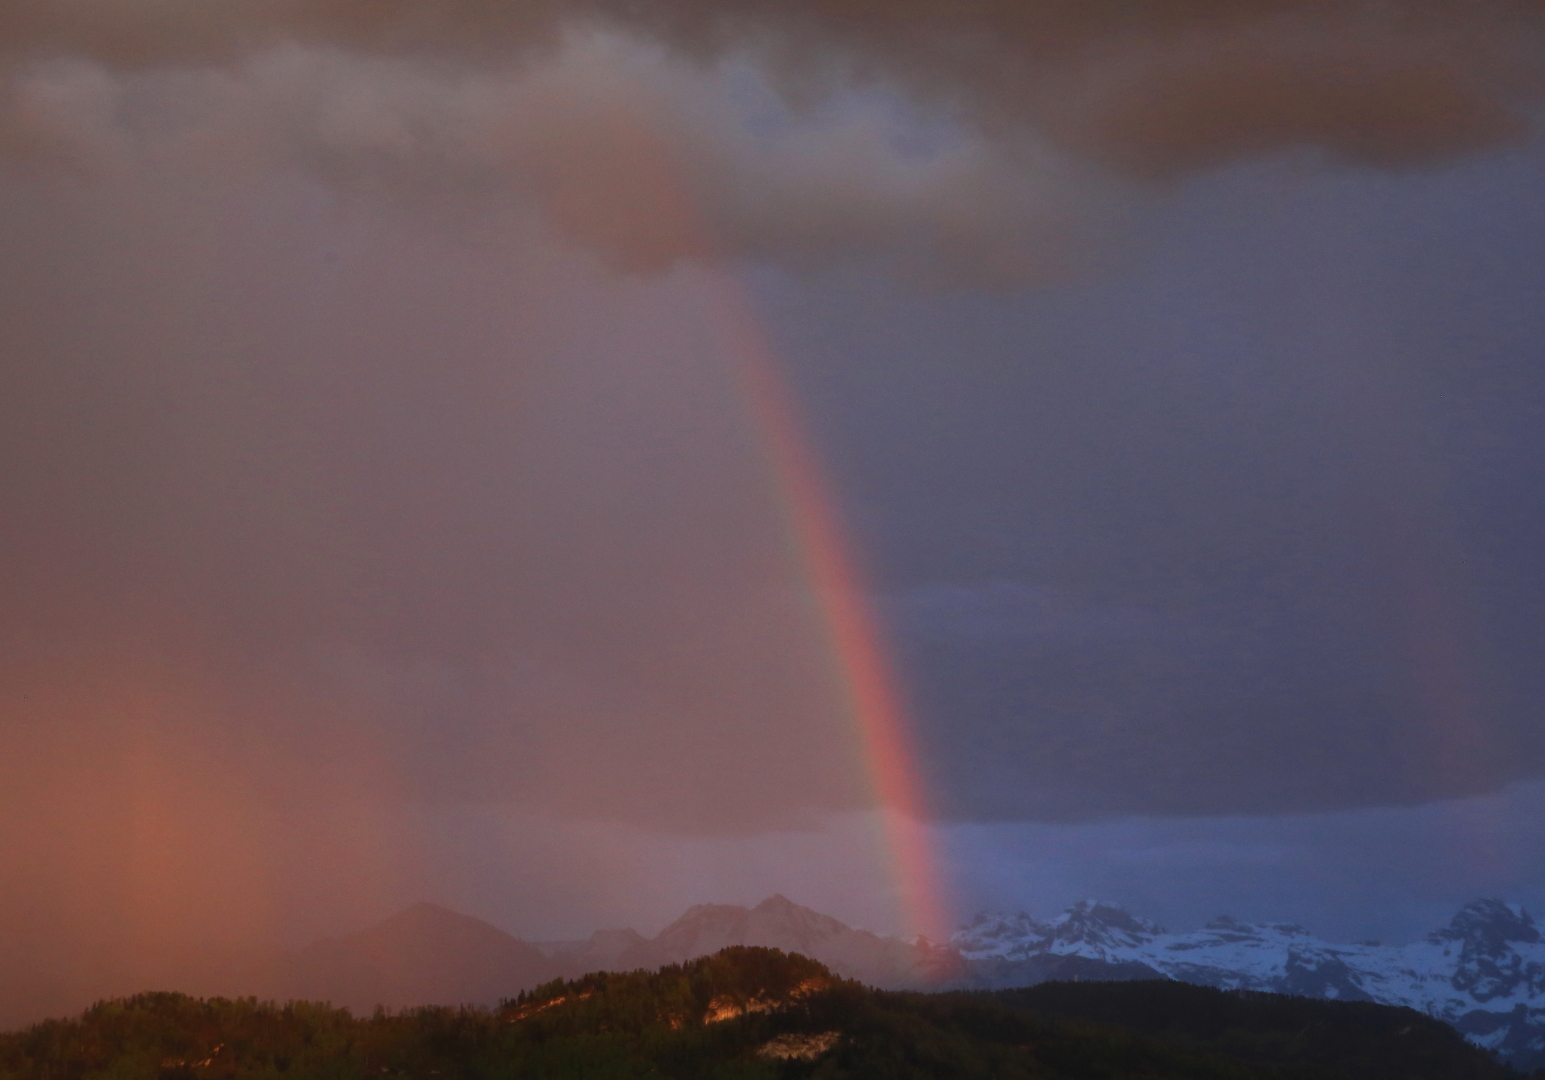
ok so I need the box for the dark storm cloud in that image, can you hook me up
[0,3,1541,282]
[0,41,1129,286]
[0,3,1536,292]
[2,1,1542,173]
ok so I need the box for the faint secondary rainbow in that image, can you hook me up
[702,277,952,941]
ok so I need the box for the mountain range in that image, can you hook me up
[537,894,965,989]
[93,893,1545,1070]
[955,897,1545,1070]
[271,894,963,1013]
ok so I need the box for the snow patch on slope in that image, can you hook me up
[952,896,1545,1068]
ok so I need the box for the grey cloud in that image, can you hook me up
[1,1,1540,164]
[0,41,1131,282]
[0,3,1540,278]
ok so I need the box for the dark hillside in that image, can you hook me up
[992,979,1517,1080]
[0,948,1522,1079]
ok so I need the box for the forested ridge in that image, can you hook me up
[0,947,1524,1079]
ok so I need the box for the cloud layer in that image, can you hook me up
[0,38,1134,283]
[4,1,1541,160]
[1,2,1541,275]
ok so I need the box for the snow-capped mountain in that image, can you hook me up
[953,897,1545,1068]
[958,901,1165,961]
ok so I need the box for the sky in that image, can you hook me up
[2,0,1545,1024]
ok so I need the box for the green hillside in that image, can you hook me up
[0,947,1519,1080]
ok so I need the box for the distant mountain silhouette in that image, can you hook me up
[189,894,1163,1018]
[275,894,1143,1013]
[284,902,556,1012]
[535,927,649,977]
[613,894,965,989]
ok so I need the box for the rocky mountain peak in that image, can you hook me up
[1047,900,1164,951]
[951,911,1053,960]
[755,894,799,913]
[751,895,845,934]
[951,901,1166,960]
[1429,899,1540,956]
[1420,899,1545,1005]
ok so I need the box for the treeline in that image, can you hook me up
[992,979,1522,1080]
[0,946,1527,1079]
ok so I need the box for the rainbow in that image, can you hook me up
[585,105,952,940]
[702,277,952,942]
